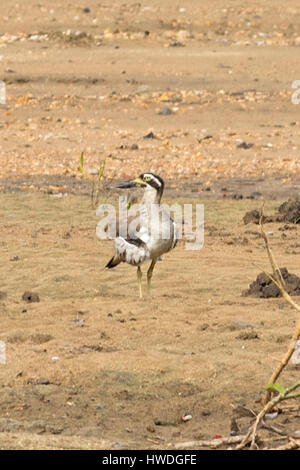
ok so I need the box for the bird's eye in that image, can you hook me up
[143,176,151,182]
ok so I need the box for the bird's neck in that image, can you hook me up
[141,186,162,204]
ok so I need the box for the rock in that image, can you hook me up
[168,41,185,47]
[232,321,260,329]
[159,107,172,116]
[182,414,192,422]
[197,135,213,143]
[22,291,40,303]
[237,142,254,149]
[143,131,155,139]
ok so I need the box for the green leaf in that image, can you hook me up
[98,160,105,180]
[77,152,86,177]
[80,151,84,169]
[266,383,286,394]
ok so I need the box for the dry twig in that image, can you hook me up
[174,435,244,449]
[236,205,300,449]
[258,207,300,402]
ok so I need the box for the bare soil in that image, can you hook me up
[0,0,300,450]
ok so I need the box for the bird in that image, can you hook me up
[106,173,177,298]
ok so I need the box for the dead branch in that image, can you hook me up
[174,435,244,449]
[273,438,300,450]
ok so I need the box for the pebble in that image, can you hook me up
[237,142,254,149]
[182,414,192,422]
[232,320,260,329]
[159,107,172,115]
[143,131,155,139]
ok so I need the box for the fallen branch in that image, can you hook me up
[273,438,300,450]
[174,435,244,449]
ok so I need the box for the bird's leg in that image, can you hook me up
[147,260,157,295]
[137,265,143,299]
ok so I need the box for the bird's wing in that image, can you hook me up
[114,236,150,265]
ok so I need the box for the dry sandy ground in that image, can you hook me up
[0,0,300,450]
[0,192,300,450]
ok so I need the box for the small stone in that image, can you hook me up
[232,321,260,329]
[159,107,172,116]
[82,7,90,13]
[182,414,192,422]
[143,131,155,139]
[131,143,139,150]
[237,142,254,149]
[36,378,50,385]
[168,41,185,47]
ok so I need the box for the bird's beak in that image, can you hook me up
[116,177,146,188]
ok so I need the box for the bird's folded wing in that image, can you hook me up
[114,236,150,265]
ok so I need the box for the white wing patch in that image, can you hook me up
[114,237,150,266]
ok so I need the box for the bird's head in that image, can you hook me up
[116,173,164,202]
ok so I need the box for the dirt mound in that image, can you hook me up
[21,291,40,303]
[243,196,300,225]
[277,196,300,224]
[243,267,300,298]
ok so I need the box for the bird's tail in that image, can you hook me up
[106,256,121,269]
